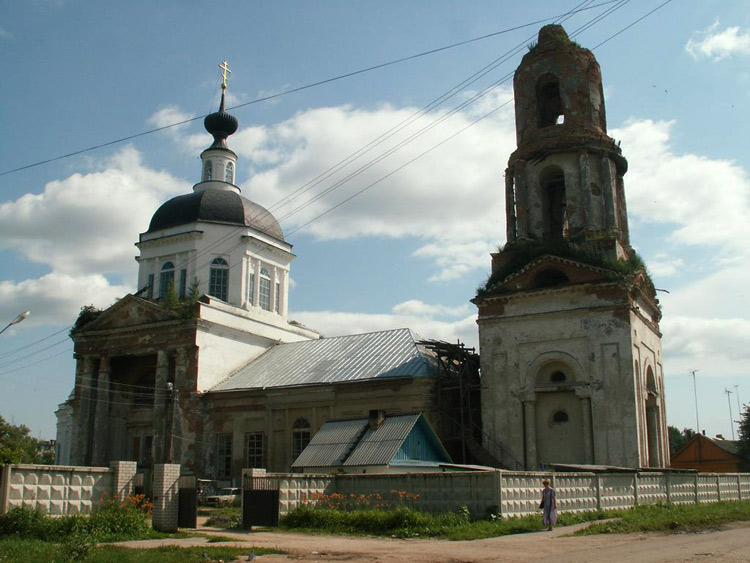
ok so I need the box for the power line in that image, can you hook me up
[0,1,622,178]
[1,0,666,380]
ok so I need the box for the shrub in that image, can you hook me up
[0,494,152,543]
[87,494,150,539]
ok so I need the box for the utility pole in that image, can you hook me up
[734,384,742,417]
[690,370,700,433]
[724,388,735,440]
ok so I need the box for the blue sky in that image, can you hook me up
[1,1,749,443]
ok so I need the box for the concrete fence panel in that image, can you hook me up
[638,473,668,505]
[499,471,552,517]
[599,473,636,511]
[740,474,750,500]
[669,473,697,505]
[697,474,720,503]
[0,464,113,516]
[718,474,740,501]
[552,473,597,514]
[278,475,334,516]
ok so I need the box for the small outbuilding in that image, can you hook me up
[670,434,746,473]
[291,412,452,474]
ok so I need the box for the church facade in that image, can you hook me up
[56,73,467,479]
[57,27,669,478]
[474,26,668,469]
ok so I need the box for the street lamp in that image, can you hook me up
[0,311,30,335]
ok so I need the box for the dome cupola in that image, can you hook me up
[197,61,239,189]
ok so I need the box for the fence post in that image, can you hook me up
[495,470,503,517]
[595,473,602,511]
[633,472,639,506]
[716,474,722,502]
[0,465,11,515]
[152,464,180,532]
[738,474,743,501]
[665,472,671,504]
[110,461,137,501]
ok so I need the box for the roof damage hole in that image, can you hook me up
[537,74,564,128]
[534,269,569,288]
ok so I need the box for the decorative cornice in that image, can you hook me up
[136,229,203,249]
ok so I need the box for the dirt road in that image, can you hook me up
[118,521,750,562]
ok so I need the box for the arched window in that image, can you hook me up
[259,267,271,311]
[550,371,567,383]
[225,161,234,183]
[540,167,567,239]
[537,74,564,127]
[209,257,229,302]
[159,261,175,300]
[552,411,569,423]
[292,418,311,461]
[203,161,212,181]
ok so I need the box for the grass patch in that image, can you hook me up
[0,538,283,563]
[280,504,612,540]
[203,506,242,529]
[576,501,750,535]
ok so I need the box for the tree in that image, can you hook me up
[738,404,750,463]
[0,414,53,464]
[668,426,695,456]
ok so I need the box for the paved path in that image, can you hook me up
[116,521,750,562]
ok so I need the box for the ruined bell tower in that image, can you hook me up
[474,25,668,469]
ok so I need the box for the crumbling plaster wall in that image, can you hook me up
[205,378,440,478]
[479,287,643,469]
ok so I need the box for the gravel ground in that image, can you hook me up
[114,520,750,562]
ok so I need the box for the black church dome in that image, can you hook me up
[147,189,284,241]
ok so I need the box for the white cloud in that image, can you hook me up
[391,299,471,318]
[148,106,209,154]
[663,315,750,362]
[648,254,684,277]
[0,147,189,277]
[157,90,516,281]
[293,308,479,347]
[613,119,750,257]
[0,272,131,327]
[0,26,12,40]
[686,21,750,61]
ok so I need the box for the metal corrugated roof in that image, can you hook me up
[291,413,422,468]
[211,328,436,391]
[343,414,420,466]
[291,418,367,468]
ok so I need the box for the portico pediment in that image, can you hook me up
[75,294,180,334]
[488,254,617,295]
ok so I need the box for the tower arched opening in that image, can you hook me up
[539,166,567,239]
[536,74,565,128]
[645,366,660,467]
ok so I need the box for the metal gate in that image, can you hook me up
[242,475,279,528]
[134,469,153,498]
[178,475,197,528]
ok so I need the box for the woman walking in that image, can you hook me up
[540,479,557,531]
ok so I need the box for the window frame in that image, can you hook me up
[209,257,229,302]
[245,432,265,469]
[259,267,271,311]
[292,418,311,462]
[159,261,175,300]
[216,433,233,479]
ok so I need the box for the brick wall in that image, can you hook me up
[151,463,180,532]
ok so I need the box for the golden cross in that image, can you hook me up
[218,60,231,90]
